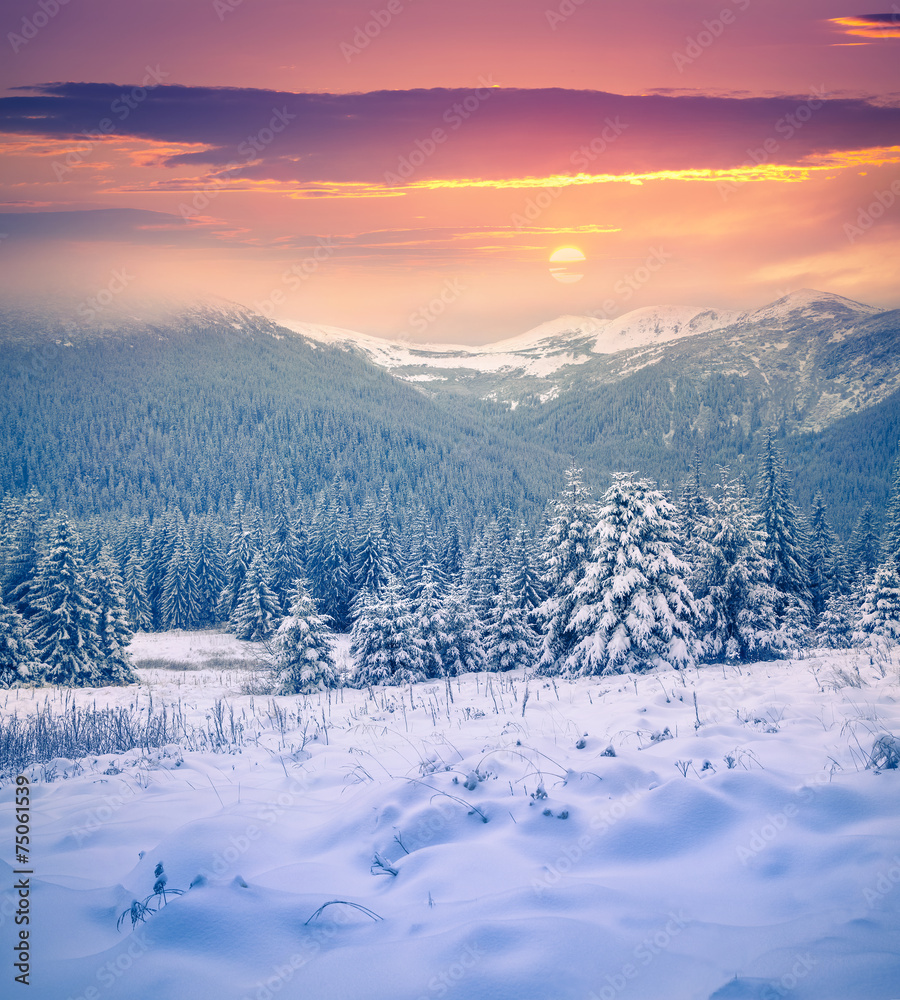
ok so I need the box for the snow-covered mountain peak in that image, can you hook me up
[742,288,880,326]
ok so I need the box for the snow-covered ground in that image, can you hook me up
[2,634,900,1000]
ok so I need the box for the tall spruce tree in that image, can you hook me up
[29,517,105,686]
[441,582,486,675]
[756,432,811,623]
[161,529,200,630]
[192,517,225,626]
[486,571,539,672]
[351,575,423,686]
[537,466,597,675]
[0,598,38,687]
[693,471,780,663]
[122,545,152,632]
[849,502,881,581]
[231,553,282,641]
[567,473,700,675]
[273,580,338,693]
[218,494,257,621]
[90,544,137,685]
[269,480,307,612]
[414,568,450,678]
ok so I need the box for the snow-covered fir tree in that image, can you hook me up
[218,494,257,622]
[508,526,545,624]
[414,567,450,678]
[854,559,900,649]
[230,553,282,640]
[90,544,137,685]
[122,545,152,631]
[273,580,338,693]
[29,517,106,686]
[537,465,597,675]
[0,598,37,687]
[567,473,701,676]
[693,471,781,663]
[192,517,225,626]
[756,432,811,624]
[878,453,900,566]
[161,528,199,630]
[486,571,538,672]
[848,502,881,581]
[807,492,845,617]
[269,480,307,612]
[145,511,180,628]
[351,496,393,600]
[814,592,855,650]
[441,582,486,675]
[1,488,45,618]
[351,575,423,686]
[309,481,352,629]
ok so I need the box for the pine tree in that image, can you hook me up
[441,583,486,675]
[192,517,225,626]
[29,517,104,686]
[486,572,538,672]
[537,466,597,674]
[854,559,900,649]
[0,599,38,687]
[145,510,180,628]
[848,502,881,581]
[122,545,152,632]
[90,544,137,685]
[567,473,701,676]
[310,482,352,629]
[814,592,855,650]
[161,529,200,630]
[693,471,781,663]
[440,506,466,584]
[352,497,392,600]
[230,553,282,641]
[351,575,423,685]
[808,492,843,617]
[508,526,545,623]
[273,580,338,693]
[879,452,900,565]
[218,494,256,621]
[677,449,709,574]
[414,568,450,678]
[2,488,45,618]
[269,480,307,612]
[756,432,811,624]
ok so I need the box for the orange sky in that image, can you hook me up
[0,0,898,341]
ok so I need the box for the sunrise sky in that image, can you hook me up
[1,0,898,341]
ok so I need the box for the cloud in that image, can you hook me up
[1,83,899,191]
[0,208,235,246]
[829,14,900,40]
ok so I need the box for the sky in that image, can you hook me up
[0,0,898,342]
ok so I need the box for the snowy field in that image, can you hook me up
[2,634,900,1000]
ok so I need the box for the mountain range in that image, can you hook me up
[1,288,898,535]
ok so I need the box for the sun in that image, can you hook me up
[549,246,586,284]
